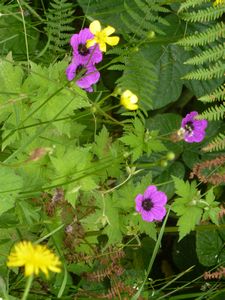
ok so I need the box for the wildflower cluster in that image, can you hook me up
[66,20,119,92]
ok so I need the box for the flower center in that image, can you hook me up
[76,64,87,76]
[142,198,154,211]
[184,121,194,134]
[78,43,90,56]
[96,31,107,43]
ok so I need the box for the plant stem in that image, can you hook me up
[21,275,33,300]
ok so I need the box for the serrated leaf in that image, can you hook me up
[92,126,110,159]
[137,214,157,240]
[177,207,202,241]
[0,167,23,216]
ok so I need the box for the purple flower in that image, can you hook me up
[66,59,100,92]
[70,28,103,65]
[135,185,167,222]
[180,111,208,143]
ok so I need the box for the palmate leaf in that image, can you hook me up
[22,60,90,133]
[0,167,23,216]
[177,207,202,241]
[172,177,203,240]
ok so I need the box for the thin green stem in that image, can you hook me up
[21,275,33,300]
[16,0,30,70]
[132,206,171,300]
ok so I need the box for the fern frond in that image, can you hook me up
[108,64,126,71]
[184,44,225,65]
[178,0,211,12]
[176,22,225,46]
[181,6,225,22]
[45,0,75,54]
[197,103,225,120]
[116,51,157,109]
[199,84,225,102]
[202,133,225,152]
[183,62,225,80]
[120,0,169,41]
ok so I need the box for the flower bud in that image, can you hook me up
[166,152,175,161]
[147,31,155,39]
[160,160,168,167]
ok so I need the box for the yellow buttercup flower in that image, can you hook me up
[213,0,225,5]
[120,90,139,110]
[7,241,61,277]
[86,20,120,52]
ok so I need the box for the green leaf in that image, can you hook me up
[103,195,123,246]
[154,161,185,199]
[137,214,157,240]
[172,176,198,200]
[177,207,202,241]
[196,230,224,266]
[0,167,23,216]
[0,7,39,56]
[22,61,90,133]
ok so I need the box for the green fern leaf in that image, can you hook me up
[181,6,225,22]
[184,44,225,65]
[202,133,225,152]
[183,62,225,80]
[178,0,211,12]
[199,84,225,102]
[116,51,157,109]
[197,103,225,120]
[177,22,225,46]
[45,0,75,55]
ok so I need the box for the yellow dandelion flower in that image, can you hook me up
[86,20,120,52]
[213,0,225,5]
[7,241,61,277]
[120,90,139,110]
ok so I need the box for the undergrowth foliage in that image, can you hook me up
[0,0,225,299]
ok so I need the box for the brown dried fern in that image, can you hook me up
[204,267,225,280]
[190,155,225,185]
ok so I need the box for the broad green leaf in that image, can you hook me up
[196,230,224,266]
[0,8,39,56]
[0,167,23,216]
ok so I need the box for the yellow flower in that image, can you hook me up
[7,241,61,277]
[213,0,225,5]
[120,90,139,110]
[86,20,120,52]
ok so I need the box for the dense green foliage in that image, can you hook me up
[0,0,224,299]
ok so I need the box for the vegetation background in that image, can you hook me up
[0,0,224,299]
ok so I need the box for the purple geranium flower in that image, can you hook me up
[180,111,208,143]
[135,185,167,222]
[70,28,103,65]
[66,59,100,92]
